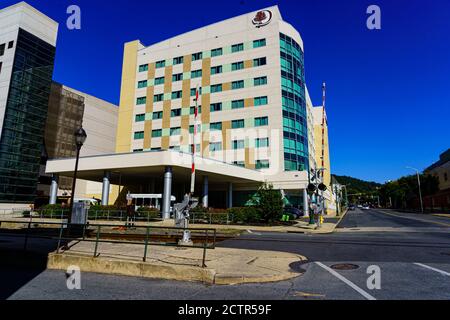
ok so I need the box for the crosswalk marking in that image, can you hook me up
[414,263,450,276]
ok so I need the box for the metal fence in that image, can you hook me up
[190,212,232,225]
[0,220,216,268]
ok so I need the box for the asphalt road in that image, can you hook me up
[1,208,450,300]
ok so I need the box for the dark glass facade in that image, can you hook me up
[0,28,56,203]
[279,33,309,172]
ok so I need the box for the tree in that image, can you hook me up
[254,182,283,223]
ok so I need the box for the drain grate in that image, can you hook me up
[330,263,359,270]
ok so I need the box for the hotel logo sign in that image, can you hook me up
[252,10,272,28]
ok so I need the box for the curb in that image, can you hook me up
[47,252,305,285]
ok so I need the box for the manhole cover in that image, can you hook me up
[330,263,359,270]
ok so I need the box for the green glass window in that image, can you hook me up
[172,73,183,82]
[153,94,163,102]
[135,114,145,122]
[233,161,245,167]
[211,66,222,75]
[256,138,269,148]
[190,87,202,96]
[255,116,268,127]
[134,131,144,139]
[232,119,244,129]
[170,127,181,135]
[254,96,268,106]
[190,106,202,114]
[173,56,183,65]
[210,122,222,131]
[154,77,165,85]
[191,69,202,78]
[253,39,266,48]
[253,57,267,67]
[210,142,222,152]
[171,91,182,99]
[136,97,146,105]
[231,99,244,109]
[231,43,244,53]
[151,129,162,138]
[231,61,244,71]
[152,111,163,119]
[192,52,202,61]
[211,84,222,93]
[254,76,267,86]
[232,140,245,150]
[170,145,180,151]
[139,64,148,72]
[155,60,165,68]
[232,80,244,90]
[210,103,222,112]
[189,125,194,134]
[256,160,270,169]
[171,109,181,117]
[211,48,223,57]
[138,80,147,88]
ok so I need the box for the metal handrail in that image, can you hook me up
[0,220,216,268]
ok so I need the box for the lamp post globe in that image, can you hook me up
[69,126,87,224]
[74,127,87,148]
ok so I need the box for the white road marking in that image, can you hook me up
[414,263,450,276]
[315,262,376,300]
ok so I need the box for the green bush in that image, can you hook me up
[228,207,261,224]
[135,206,161,219]
[255,182,283,223]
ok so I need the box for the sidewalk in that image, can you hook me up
[48,241,306,285]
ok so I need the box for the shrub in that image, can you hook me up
[255,182,283,223]
[228,207,261,224]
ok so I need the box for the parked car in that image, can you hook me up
[362,205,370,210]
[357,204,363,208]
[348,204,356,211]
[283,206,304,219]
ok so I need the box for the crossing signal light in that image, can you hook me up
[307,183,317,193]
[318,183,327,191]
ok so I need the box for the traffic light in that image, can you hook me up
[307,183,316,193]
[318,183,327,191]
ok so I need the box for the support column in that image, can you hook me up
[49,174,59,205]
[303,188,309,217]
[162,166,172,219]
[202,176,209,208]
[101,171,111,206]
[227,182,233,209]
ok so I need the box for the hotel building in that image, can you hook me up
[46,5,335,216]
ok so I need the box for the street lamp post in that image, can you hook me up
[406,166,424,214]
[69,126,87,223]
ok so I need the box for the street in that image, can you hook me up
[1,208,450,300]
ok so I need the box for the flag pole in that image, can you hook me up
[190,85,199,194]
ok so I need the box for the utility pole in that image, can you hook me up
[406,166,424,213]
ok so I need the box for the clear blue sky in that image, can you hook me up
[2,0,449,183]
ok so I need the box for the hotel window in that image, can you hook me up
[190,106,202,114]
[231,61,244,71]
[171,91,182,99]
[189,125,195,134]
[210,142,222,152]
[192,52,203,61]
[135,114,145,122]
[137,80,147,88]
[232,140,245,150]
[8,41,14,49]
[191,69,202,78]
[256,160,270,169]
[231,99,244,109]
[210,103,222,112]
[134,131,144,140]
[0,44,5,56]
[155,60,165,68]
[136,97,147,105]
[153,94,163,102]
[256,138,269,148]
[152,111,163,119]
[253,57,267,67]
[211,84,222,93]
[139,64,148,72]
[210,122,222,131]
[231,43,244,53]
[233,161,245,167]
[254,76,267,86]
[152,129,162,138]
[170,145,180,151]
[232,80,244,90]
[172,73,183,82]
[255,116,268,127]
[190,87,202,96]
[253,39,266,48]
[232,119,244,129]
[170,127,181,135]
[211,66,222,75]
[133,149,143,152]
[254,96,268,106]
[211,48,223,57]
[154,77,165,85]
[173,56,184,65]
[151,147,162,151]
[171,109,181,117]
[0,62,2,75]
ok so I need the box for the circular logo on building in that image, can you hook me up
[252,10,272,28]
